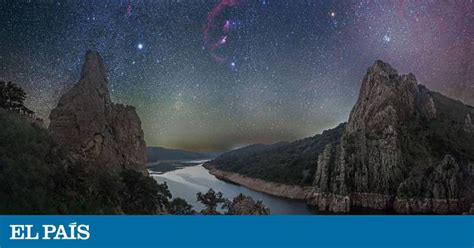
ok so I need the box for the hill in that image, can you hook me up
[205,124,345,186]
[146,147,214,162]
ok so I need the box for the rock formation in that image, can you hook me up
[49,51,147,174]
[465,114,474,133]
[468,204,474,215]
[206,60,473,214]
[308,60,474,214]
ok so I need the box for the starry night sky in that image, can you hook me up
[1,0,473,151]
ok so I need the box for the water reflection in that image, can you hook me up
[151,163,314,214]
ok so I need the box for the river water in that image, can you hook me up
[151,163,314,214]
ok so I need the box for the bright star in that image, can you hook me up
[137,43,144,50]
[219,36,227,45]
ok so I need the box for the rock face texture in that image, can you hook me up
[307,60,474,213]
[204,59,473,214]
[465,114,474,133]
[49,51,147,174]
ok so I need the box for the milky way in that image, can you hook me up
[0,0,472,151]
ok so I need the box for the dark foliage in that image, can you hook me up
[0,112,55,213]
[169,198,195,215]
[51,161,123,214]
[120,169,172,214]
[224,193,270,215]
[0,81,34,116]
[0,112,171,214]
[197,188,226,214]
[195,189,270,215]
[206,123,346,186]
[425,92,474,161]
[0,84,272,215]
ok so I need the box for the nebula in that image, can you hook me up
[2,1,472,151]
[203,0,242,63]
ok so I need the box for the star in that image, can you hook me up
[219,36,227,45]
[1,1,471,152]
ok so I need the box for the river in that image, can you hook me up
[150,162,314,214]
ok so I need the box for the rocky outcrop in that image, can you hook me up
[307,60,474,214]
[206,166,312,200]
[393,155,467,213]
[49,51,146,174]
[205,60,473,214]
[465,114,474,133]
[468,204,474,214]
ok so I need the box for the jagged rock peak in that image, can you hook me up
[80,50,107,84]
[49,51,147,174]
[366,60,418,87]
[307,60,473,214]
[73,50,111,106]
[347,60,421,132]
[368,60,398,76]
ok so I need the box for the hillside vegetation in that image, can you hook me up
[0,112,170,214]
[205,123,345,186]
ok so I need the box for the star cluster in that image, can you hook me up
[0,0,472,151]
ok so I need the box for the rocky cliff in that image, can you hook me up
[308,60,474,214]
[207,60,474,214]
[49,51,147,174]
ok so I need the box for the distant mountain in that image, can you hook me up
[146,147,214,162]
[215,142,288,160]
[205,60,474,214]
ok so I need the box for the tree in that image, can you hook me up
[0,108,172,215]
[0,113,57,213]
[169,198,195,215]
[120,169,171,214]
[0,81,33,115]
[224,194,270,215]
[196,188,226,214]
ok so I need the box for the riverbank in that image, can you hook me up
[153,164,314,214]
[205,165,313,200]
